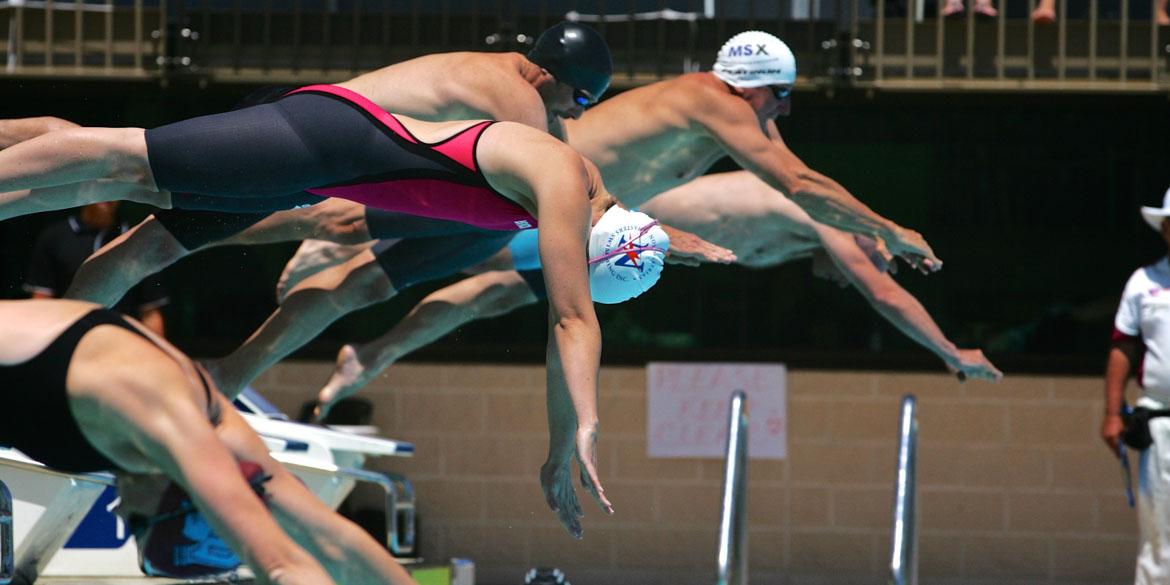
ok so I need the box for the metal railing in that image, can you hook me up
[715,390,748,585]
[888,394,919,585]
[1,0,1165,91]
[1,0,166,75]
[0,480,11,585]
[274,459,416,557]
[863,0,1167,89]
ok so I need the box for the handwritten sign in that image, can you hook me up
[647,362,787,460]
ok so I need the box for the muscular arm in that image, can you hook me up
[534,160,612,525]
[478,125,612,536]
[697,98,940,271]
[211,397,417,585]
[1103,339,1141,456]
[815,223,1001,381]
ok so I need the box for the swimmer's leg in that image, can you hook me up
[66,215,189,307]
[317,269,540,420]
[0,128,162,220]
[277,239,377,304]
[206,248,398,399]
[225,199,374,247]
[269,206,508,300]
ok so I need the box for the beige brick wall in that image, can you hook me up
[253,363,1138,585]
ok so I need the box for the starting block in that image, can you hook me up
[0,388,462,584]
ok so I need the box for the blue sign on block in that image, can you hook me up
[64,486,130,549]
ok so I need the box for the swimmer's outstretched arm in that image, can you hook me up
[534,173,614,535]
[211,394,418,585]
[477,124,613,536]
[80,330,337,585]
[699,100,941,273]
[656,223,737,265]
[815,222,1002,382]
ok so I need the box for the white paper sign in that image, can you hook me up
[647,362,787,460]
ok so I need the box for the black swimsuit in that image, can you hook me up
[0,309,213,473]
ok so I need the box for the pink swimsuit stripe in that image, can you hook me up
[430,123,486,172]
[309,178,536,231]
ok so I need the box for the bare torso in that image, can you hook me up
[564,73,762,206]
[639,171,821,268]
[337,52,548,127]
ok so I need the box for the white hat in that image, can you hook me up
[1140,187,1170,231]
[587,207,669,304]
[712,30,797,88]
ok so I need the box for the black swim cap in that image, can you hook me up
[527,22,612,101]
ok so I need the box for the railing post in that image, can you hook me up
[715,390,748,585]
[889,394,919,585]
[0,480,12,585]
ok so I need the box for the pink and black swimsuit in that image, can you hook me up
[144,84,538,231]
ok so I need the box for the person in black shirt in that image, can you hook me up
[26,201,168,335]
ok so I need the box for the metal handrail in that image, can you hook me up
[275,459,416,557]
[0,481,12,585]
[714,390,748,585]
[888,394,919,585]
[4,0,1164,92]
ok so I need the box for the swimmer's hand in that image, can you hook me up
[881,227,942,274]
[539,425,614,539]
[947,349,1004,382]
[660,225,737,266]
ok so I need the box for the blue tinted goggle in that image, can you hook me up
[573,89,594,107]
[770,84,793,100]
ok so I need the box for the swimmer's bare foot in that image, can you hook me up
[1031,6,1055,23]
[316,344,371,420]
[277,239,375,303]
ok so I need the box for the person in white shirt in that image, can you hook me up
[1105,187,1170,585]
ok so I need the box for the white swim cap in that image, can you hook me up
[712,31,797,88]
[587,207,670,304]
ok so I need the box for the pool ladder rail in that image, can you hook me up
[715,390,748,585]
[889,395,919,585]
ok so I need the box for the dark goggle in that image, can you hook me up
[573,88,595,107]
[770,84,793,100]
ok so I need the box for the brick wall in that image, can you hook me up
[252,363,1138,585]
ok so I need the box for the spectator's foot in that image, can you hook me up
[1031,7,1056,23]
[974,1,998,16]
[1157,10,1169,24]
[941,0,964,16]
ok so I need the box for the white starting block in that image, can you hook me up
[0,389,432,584]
